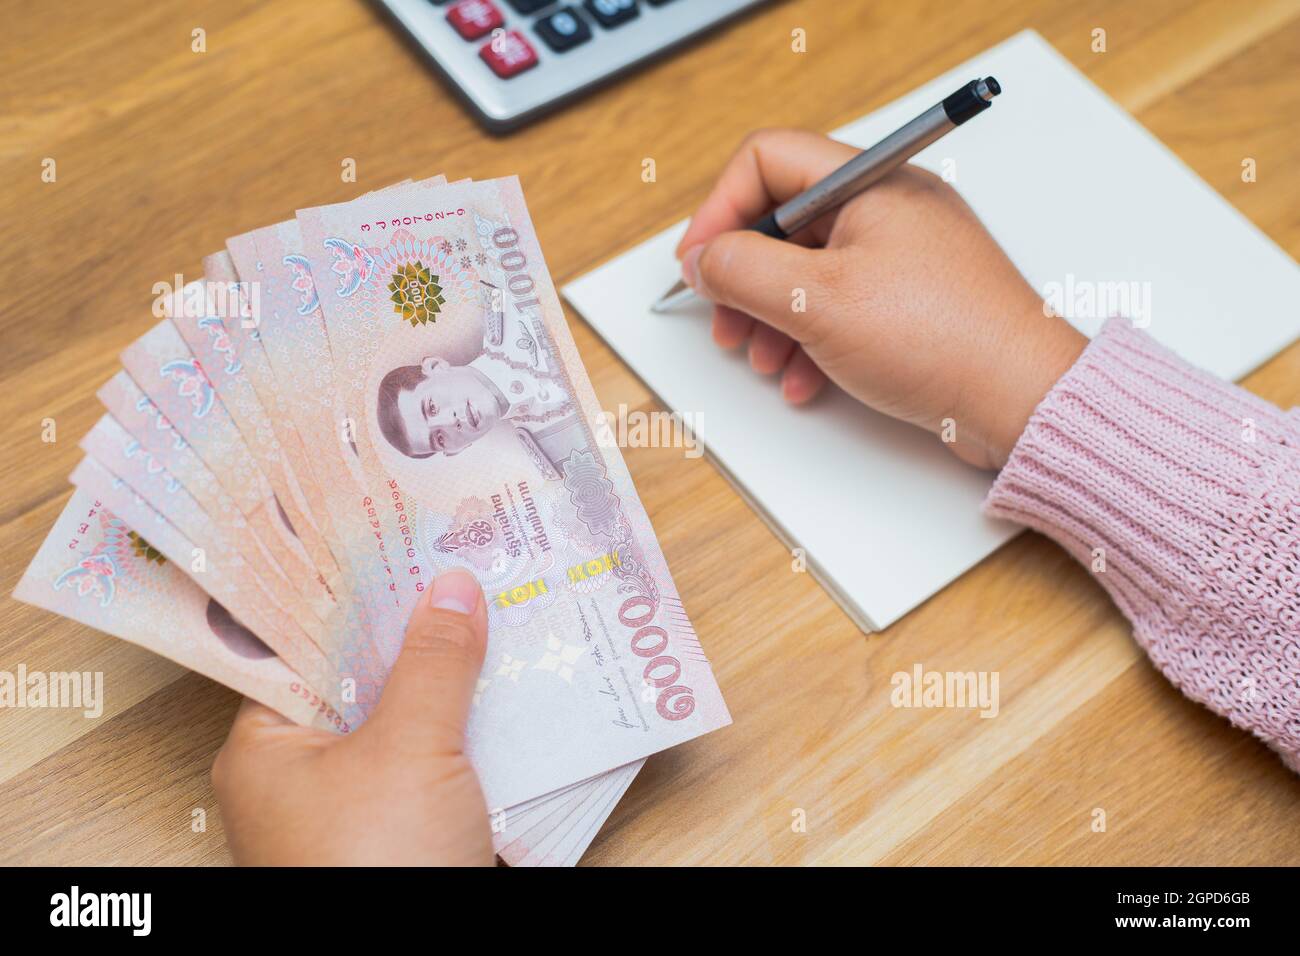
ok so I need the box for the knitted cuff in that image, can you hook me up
[985,318,1300,770]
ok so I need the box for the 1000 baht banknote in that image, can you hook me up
[294,176,730,807]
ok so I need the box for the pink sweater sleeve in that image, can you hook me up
[984,318,1300,771]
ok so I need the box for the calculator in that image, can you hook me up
[375,0,768,132]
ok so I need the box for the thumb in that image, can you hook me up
[366,568,488,756]
[683,231,832,344]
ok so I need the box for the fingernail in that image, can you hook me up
[428,568,481,615]
[681,245,704,292]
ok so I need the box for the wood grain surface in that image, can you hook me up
[2,0,1298,865]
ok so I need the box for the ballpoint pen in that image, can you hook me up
[652,76,1002,312]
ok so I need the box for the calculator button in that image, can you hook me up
[583,0,639,29]
[535,8,593,53]
[479,30,539,78]
[446,0,504,41]
[504,0,551,12]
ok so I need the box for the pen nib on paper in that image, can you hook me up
[651,279,695,313]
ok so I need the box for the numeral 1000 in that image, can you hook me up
[619,595,695,721]
[493,227,542,313]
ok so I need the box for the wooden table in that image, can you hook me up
[3,0,1299,866]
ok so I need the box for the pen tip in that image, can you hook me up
[652,279,695,313]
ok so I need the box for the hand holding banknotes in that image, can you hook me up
[674,129,1087,470]
[213,570,493,866]
[17,174,732,867]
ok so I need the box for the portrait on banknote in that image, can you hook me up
[372,279,590,480]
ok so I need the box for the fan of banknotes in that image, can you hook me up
[15,174,730,866]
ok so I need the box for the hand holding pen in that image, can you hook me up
[656,78,1003,311]
[663,114,1086,470]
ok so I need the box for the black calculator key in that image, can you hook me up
[583,0,639,29]
[505,0,551,12]
[645,0,679,5]
[535,7,593,53]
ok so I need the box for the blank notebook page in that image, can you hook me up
[562,29,1300,631]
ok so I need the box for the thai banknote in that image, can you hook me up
[14,487,341,731]
[224,223,410,714]
[78,413,339,705]
[168,268,345,603]
[219,179,440,666]
[17,173,727,862]
[93,374,329,646]
[490,758,642,855]
[67,452,339,714]
[118,320,338,626]
[293,175,730,807]
[215,177,454,701]
[63,454,631,850]
[520,767,637,867]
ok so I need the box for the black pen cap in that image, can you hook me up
[942,77,1001,125]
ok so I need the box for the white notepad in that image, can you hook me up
[562,29,1300,631]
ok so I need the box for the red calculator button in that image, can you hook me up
[479,30,539,79]
[446,0,505,41]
